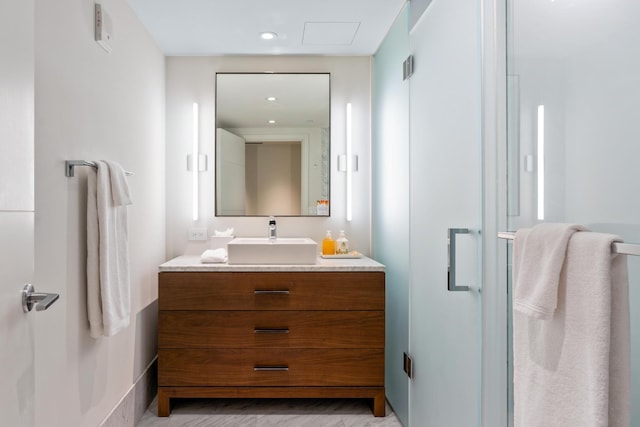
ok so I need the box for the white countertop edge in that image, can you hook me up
[159,255,385,272]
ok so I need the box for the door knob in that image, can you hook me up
[22,284,60,313]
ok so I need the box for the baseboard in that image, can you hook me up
[99,356,158,427]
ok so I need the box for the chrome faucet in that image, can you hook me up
[268,216,277,240]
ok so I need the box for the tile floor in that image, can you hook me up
[136,397,403,427]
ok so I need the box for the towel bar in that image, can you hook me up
[498,231,640,256]
[65,160,134,177]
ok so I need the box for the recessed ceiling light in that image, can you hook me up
[268,120,276,124]
[266,96,277,101]
[260,32,277,40]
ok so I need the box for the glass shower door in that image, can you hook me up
[408,0,483,425]
[506,0,640,424]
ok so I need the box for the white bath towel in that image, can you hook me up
[513,223,587,319]
[513,229,631,427]
[87,160,133,338]
[200,248,227,263]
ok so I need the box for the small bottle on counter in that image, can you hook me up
[322,230,335,255]
[336,230,349,255]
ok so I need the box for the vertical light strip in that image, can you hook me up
[192,102,199,221]
[537,105,545,221]
[346,103,353,221]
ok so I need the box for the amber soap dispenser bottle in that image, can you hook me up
[322,230,335,255]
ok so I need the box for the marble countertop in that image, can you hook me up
[159,254,385,272]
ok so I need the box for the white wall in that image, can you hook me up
[166,56,372,257]
[34,0,165,425]
[0,0,35,426]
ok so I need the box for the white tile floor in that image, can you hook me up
[136,397,403,427]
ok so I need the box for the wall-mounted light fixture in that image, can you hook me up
[338,103,357,221]
[537,104,545,221]
[192,102,199,221]
[188,102,207,221]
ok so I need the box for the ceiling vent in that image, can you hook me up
[302,22,360,45]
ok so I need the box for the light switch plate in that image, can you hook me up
[95,4,113,53]
[188,228,208,241]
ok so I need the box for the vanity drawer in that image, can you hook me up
[158,348,384,387]
[159,311,385,349]
[159,272,384,311]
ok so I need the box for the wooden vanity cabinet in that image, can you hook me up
[157,271,385,417]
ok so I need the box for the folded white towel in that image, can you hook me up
[201,248,227,263]
[513,223,586,319]
[513,229,631,427]
[214,227,234,237]
[87,160,132,338]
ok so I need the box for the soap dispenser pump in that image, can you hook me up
[336,230,349,254]
[322,230,335,255]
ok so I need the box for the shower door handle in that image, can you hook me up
[447,228,470,291]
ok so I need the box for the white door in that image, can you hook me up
[216,128,246,215]
[0,0,35,425]
[409,0,483,425]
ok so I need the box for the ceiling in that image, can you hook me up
[126,0,408,56]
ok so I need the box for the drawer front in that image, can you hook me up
[158,348,384,387]
[159,272,384,311]
[159,311,385,349]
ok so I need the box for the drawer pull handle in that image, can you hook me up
[254,290,290,295]
[254,328,290,334]
[254,366,289,372]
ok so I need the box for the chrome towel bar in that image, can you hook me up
[65,160,134,177]
[498,231,640,256]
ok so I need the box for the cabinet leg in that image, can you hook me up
[372,392,386,417]
[157,389,171,417]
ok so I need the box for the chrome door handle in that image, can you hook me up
[447,228,470,292]
[22,284,60,312]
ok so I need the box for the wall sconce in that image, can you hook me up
[338,103,358,221]
[537,104,545,221]
[188,102,207,221]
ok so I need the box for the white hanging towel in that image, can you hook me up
[513,224,630,427]
[87,160,133,338]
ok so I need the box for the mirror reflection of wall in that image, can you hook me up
[215,73,330,217]
[245,141,301,216]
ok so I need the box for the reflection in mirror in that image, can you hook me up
[215,73,330,216]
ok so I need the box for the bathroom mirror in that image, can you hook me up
[215,72,330,216]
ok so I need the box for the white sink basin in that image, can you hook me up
[227,237,318,265]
